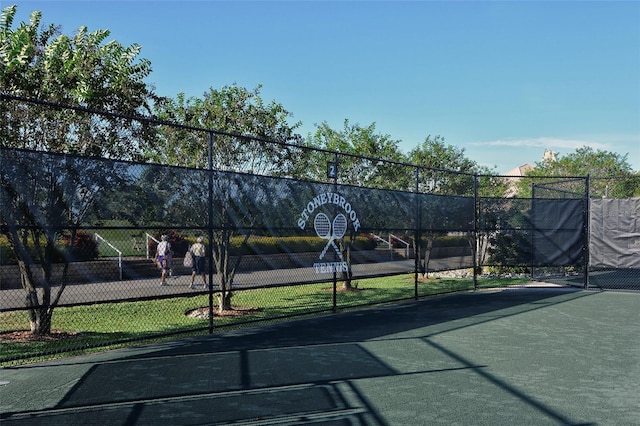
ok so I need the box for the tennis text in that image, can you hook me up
[313,262,349,274]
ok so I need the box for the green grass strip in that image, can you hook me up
[0,275,527,365]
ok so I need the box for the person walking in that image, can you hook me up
[189,236,207,289]
[155,235,172,286]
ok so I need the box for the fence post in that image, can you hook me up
[583,175,590,290]
[530,181,536,281]
[414,166,420,299]
[332,152,338,312]
[473,173,478,291]
[207,131,215,333]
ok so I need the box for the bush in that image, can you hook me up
[149,230,190,256]
[0,237,13,265]
[487,231,532,269]
[0,231,100,264]
[62,230,100,262]
[179,235,379,256]
[352,234,377,250]
[243,236,326,255]
[433,235,470,248]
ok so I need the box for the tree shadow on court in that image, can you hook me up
[3,288,600,425]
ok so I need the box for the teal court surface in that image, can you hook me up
[1,285,639,425]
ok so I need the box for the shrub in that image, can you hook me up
[432,235,470,247]
[352,234,377,250]
[62,230,100,262]
[487,231,532,269]
[190,235,379,256]
[149,230,190,256]
[0,237,13,265]
[1,231,100,264]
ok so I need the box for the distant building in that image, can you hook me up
[505,163,535,177]
[503,150,557,197]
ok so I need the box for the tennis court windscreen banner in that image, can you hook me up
[590,198,640,269]
[532,199,585,267]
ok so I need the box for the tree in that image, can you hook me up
[151,85,303,173]
[521,146,639,198]
[0,5,156,334]
[302,119,409,188]
[407,135,481,193]
[151,85,303,311]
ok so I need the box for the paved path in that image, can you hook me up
[1,258,473,310]
[0,257,473,310]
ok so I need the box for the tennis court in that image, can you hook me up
[1,285,639,425]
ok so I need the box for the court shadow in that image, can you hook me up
[2,288,598,425]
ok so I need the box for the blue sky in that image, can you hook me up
[9,1,640,173]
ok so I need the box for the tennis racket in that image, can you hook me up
[314,213,331,240]
[318,213,347,260]
[332,213,347,240]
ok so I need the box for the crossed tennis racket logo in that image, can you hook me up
[314,212,347,260]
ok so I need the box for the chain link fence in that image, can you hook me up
[1,95,636,364]
[586,177,640,291]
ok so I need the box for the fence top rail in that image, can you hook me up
[0,93,480,178]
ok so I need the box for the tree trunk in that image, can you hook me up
[339,239,353,290]
[28,305,53,335]
[217,292,233,311]
[214,269,234,313]
[472,231,488,275]
[18,263,53,335]
[211,227,251,313]
[413,235,425,276]
[422,237,434,278]
[14,232,69,335]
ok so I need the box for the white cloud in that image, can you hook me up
[465,134,640,173]
[475,137,612,151]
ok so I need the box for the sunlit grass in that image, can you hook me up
[0,274,527,365]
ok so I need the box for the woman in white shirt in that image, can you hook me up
[155,235,172,286]
[189,237,207,288]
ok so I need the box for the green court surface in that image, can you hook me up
[1,286,639,425]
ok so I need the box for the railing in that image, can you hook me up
[370,233,411,259]
[370,233,391,250]
[390,234,411,258]
[94,233,122,280]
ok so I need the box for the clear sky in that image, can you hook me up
[8,1,640,173]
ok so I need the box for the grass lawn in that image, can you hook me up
[94,227,149,257]
[0,275,527,365]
